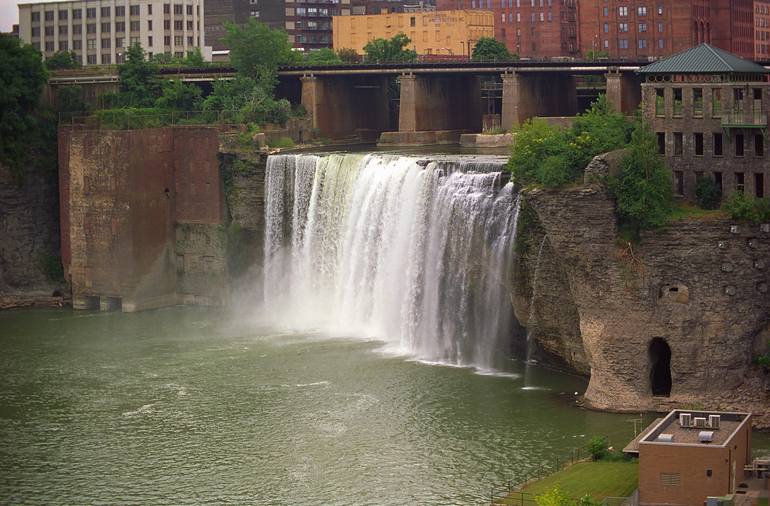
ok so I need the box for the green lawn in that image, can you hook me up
[497,460,638,505]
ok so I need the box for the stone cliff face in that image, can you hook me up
[515,179,770,426]
[0,161,62,307]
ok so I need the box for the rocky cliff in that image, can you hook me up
[514,159,770,426]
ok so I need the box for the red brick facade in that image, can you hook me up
[435,0,578,57]
[756,0,770,58]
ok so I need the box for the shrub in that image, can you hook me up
[695,176,722,210]
[587,435,609,460]
[337,48,361,64]
[472,37,513,61]
[270,136,295,148]
[508,118,570,186]
[536,486,571,506]
[721,191,770,222]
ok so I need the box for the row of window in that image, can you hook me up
[657,131,764,158]
[606,21,664,33]
[604,6,664,17]
[499,11,554,22]
[294,7,334,16]
[672,170,765,198]
[35,35,197,53]
[654,87,763,118]
[474,0,554,7]
[31,19,198,37]
[31,4,197,23]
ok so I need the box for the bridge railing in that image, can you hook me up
[59,109,241,129]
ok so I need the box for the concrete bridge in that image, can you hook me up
[49,60,646,142]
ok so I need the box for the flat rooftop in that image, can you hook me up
[639,410,751,448]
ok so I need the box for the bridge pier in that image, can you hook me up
[301,74,390,142]
[501,72,578,129]
[605,70,642,114]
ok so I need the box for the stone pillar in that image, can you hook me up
[398,74,417,132]
[501,73,519,129]
[301,76,320,130]
[605,70,622,113]
[605,70,642,114]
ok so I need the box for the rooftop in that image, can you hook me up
[639,409,751,448]
[638,43,770,75]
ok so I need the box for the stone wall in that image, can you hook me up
[516,180,770,426]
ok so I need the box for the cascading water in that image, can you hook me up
[263,153,520,371]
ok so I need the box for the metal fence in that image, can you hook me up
[58,110,241,130]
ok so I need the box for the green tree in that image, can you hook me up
[0,34,49,175]
[183,47,205,66]
[586,435,609,460]
[471,37,513,61]
[118,44,160,106]
[304,47,342,65]
[203,76,290,126]
[695,176,721,210]
[337,47,361,64]
[363,33,417,63]
[150,52,181,65]
[56,85,89,113]
[224,19,297,92]
[722,192,770,222]
[154,79,203,110]
[568,95,633,173]
[610,122,673,234]
[45,50,81,69]
[536,486,572,506]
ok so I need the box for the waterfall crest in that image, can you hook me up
[263,153,519,370]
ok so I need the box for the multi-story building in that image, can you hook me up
[333,9,493,56]
[203,0,285,52]
[755,0,770,59]
[435,0,578,58]
[577,1,754,61]
[639,43,769,201]
[17,0,207,65]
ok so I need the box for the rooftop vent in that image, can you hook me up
[679,413,692,427]
[708,414,721,429]
[694,417,707,428]
[657,433,674,442]
[699,431,714,443]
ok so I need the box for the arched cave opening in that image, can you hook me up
[649,338,672,397]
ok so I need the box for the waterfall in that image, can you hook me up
[263,153,519,371]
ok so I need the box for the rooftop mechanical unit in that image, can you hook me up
[709,414,721,429]
[699,431,715,443]
[679,413,692,427]
[657,433,675,442]
[694,417,707,428]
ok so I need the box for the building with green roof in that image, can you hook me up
[638,43,769,201]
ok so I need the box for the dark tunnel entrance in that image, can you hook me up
[649,338,672,397]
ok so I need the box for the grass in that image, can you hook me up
[668,201,726,222]
[497,460,639,504]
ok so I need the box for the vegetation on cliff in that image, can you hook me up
[721,191,770,223]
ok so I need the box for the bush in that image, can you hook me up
[270,136,295,148]
[586,436,609,461]
[722,192,770,222]
[695,176,722,210]
[154,79,202,110]
[536,486,571,506]
[472,37,513,61]
[337,48,361,64]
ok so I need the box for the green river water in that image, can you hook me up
[1,307,768,505]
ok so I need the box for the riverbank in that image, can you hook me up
[0,289,69,310]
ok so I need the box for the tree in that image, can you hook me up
[304,47,342,65]
[184,47,205,66]
[154,79,203,110]
[610,122,673,234]
[695,176,721,210]
[150,52,181,65]
[0,34,49,175]
[535,486,571,506]
[586,435,609,460]
[363,33,417,63]
[472,37,513,61]
[337,48,361,64]
[45,50,81,69]
[224,19,297,92]
[118,44,160,106]
[203,76,291,126]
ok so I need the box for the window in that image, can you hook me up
[45,41,54,52]
[102,53,111,64]
[619,6,628,16]
[130,36,140,45]
[116,37,124,48]
[73,39,82,50]
[31,11,40,22]
[187,36,193,45]
[639,39,647,49]
[59,25,67,35]
[116,22,125,32]
[87,8,96,18]
[174,35,183,45]
[59,40,68,50]
[164,35,171,45]
[736,134,745,156]
[674,132,683,155]
[101,38,110,49]
[658,39,665,49]
[693,88,703,117]
[175,51,184,58]
[619,39,629,49]
[130,5,140,16]
[736,172,745,192]
[714,171,723,193]
[638,6,647,16]
[148,20,152,30]
[756,173,765,198]
[148,4,152,15]
[756,134,764,156]
[72,9,81,19]
[603,6,608,16]
[712,88,722,117]
[58,10,67,20]
[130,21,140,31]
[45,10,54,21]
[695,133,704,155]
[639,23,647,32]
[148,36,153,46]
[657,132,665,154]
[164,4,171,14]
[101,22,111,33]
[87,24,96,34]
[674,171,684,195]
[187,5,193,15]
[101,7,110,17]
[87,54,96,64]
[658,22,664,33]
[714,133,723,156]
[45,26,54,36]
[174,4,183,15]
[87,39,96,49]
[603,22,609,33]
[658,6,664,15]
[619,23,629,32]
[673,88,683,116]
[116,6,125,16]
[31,26,40,37]
[187,20,193,30]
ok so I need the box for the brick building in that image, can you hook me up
[577,0,754,61]
[639,43,769,201]
[756,0,770,59]
[204,0,285,52]
[435,0,578,58]
[17,0,207,65]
